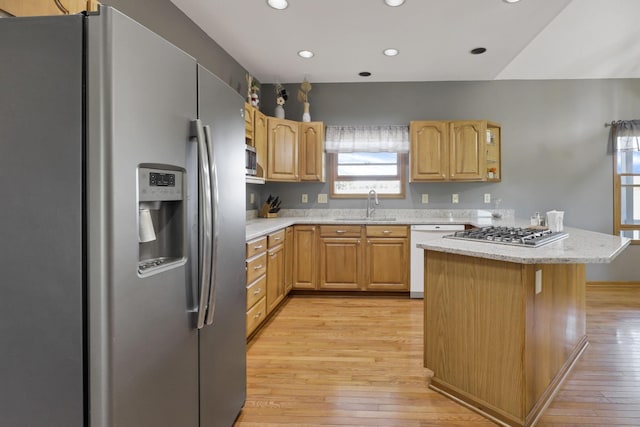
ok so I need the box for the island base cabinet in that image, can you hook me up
[424,251,587,427]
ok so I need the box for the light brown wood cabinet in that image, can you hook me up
[0,0,98,16]
[410,120,501,182]
[299,122,325,182]
[292,225,318,290]
[245,236,267,337]
[244,103,254,146]
[284,226,294,294]
[267,117,299,181]
[266,232,285,314]
[253,108,268,179]
[319,226,362,290]
[309,225,409,292]
[364,226,409,291]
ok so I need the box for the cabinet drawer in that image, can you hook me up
[246,252,267,284]
[246,296,266,337]
[246,236,267,258]
[268,229,285,248]
[320,225,362,237]
[366,225,408,238]
[246,275,266,310]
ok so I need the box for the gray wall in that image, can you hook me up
[101,0,249,96]
[251,80,640,282]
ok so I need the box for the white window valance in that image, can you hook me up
[325,125,409,153]
[609,120,640,151]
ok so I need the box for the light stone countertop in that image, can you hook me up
[418,224,630,264]
[245,209,630,264]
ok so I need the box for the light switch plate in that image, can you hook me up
[484,193,491,204]
[452,194,459,204]
[421,194,429,204]
[318,193,328,204]
[301,194,308,203]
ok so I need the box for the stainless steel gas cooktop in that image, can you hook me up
[445,226,569,248]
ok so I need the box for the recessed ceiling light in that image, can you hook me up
[384,0,406,6]
[298,50,314,59]
[383,48,399,57]
[470,47,487,55]
[359,71,372,77]
[503,0,521,3]
[267,0,288,10]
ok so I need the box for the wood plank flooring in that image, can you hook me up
[235,284,640,426]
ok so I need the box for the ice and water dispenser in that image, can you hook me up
[137,166,185,274]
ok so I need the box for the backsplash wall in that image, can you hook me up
[250,79,640,282]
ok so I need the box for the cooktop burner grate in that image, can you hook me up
[445,226,568,247]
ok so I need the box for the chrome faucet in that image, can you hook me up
[366,189,379,218]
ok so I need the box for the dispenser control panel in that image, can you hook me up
[149,172,175,187]
[138,167,183,201]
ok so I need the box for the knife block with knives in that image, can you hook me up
[259,194,281,218]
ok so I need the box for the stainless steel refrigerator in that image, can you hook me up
[0,6,246,427]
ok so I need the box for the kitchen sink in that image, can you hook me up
[335,217,396,222]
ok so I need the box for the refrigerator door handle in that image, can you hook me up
[204,124,219,325]
[192,119,213,330]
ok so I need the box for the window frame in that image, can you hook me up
[329,152,406,199]
[613,147,640,245]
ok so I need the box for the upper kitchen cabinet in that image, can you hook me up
[266,118,325,182]
[410,120,501,182]
[299,122,325,182]
[0,0,98,16]
[409,121,448,181]
[267,117,299,181]
[253,108,268,179]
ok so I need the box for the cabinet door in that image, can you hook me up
[244,103,254,145]
[266,243,285,314]
[449,121,486,181]
[293,225,317,289]
[299,122,325,182]
[267,117,299,181]
[365,237,409,291]
[253,109,268,179]
[319,237,362,290]
[410,121,448,181]
[284,226,294,294]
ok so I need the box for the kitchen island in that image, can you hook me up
[418,227,629,427]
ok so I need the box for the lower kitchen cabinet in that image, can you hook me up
[319,225,362,290]
[284,226,294,294]
[293,225,318,290]
[364,226,409,291]
[266,239,285,314]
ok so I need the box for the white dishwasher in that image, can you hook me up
[410,224,465,298]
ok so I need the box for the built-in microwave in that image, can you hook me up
[245,144,257,176]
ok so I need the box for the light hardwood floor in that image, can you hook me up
[235,284,640,426]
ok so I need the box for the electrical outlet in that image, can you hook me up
[318,193,328,204]
[301,194,308,203]
[484,193,491,204]
[250,193,255,204]
[421,194,429,204]
[452,194,459,204]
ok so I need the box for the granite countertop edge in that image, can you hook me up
[245,214,630,264]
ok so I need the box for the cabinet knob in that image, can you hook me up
[254,312,262,319]
[253,288,262,295]
[254,264,263,270]
[336,230,347,234]
[254,244,264,249]
[383,230,392,234]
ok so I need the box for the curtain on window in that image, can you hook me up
[325,125,409,153]
[609,120,640,151]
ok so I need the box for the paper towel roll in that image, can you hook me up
[138,208,156,242]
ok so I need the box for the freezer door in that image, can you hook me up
[86,8,199,427]
[0,15,85,427]
[197,65,247,427]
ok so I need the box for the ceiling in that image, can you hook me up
[169,0,640,84]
